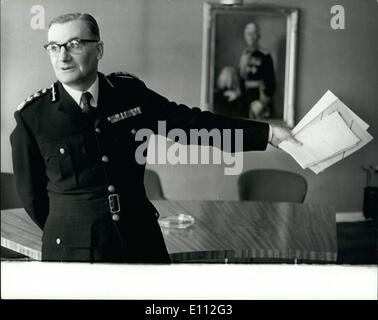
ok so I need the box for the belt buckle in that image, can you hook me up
[108,194,120,213]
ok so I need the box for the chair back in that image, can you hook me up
[238,169,307,203]
[144,169,166,200]
[1,172,22,209]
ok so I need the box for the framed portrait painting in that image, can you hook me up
[201,3,299,127]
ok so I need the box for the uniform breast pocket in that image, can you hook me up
[108,115,150,155]
[109,114,144,134]
[40,134,86,190]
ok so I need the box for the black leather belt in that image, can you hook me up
[49,197,109,218]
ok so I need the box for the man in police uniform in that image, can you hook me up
[10,13,298,263]
[239,22,276,119]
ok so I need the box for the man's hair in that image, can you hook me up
[49,13,100,40]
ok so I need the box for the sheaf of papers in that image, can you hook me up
[280,112,360,168]
[279,90,373,174]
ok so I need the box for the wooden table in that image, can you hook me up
[1,201,337,263]
[1,208,42,260]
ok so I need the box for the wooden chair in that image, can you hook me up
[238,169,307,203]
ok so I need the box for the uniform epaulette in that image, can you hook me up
[108,71,140,80]
[17,86,50,111]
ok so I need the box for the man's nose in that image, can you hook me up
[58,46,71,61]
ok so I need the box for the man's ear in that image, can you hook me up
[96,41,104,60]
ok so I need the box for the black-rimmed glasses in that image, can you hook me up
[43,38,99,55]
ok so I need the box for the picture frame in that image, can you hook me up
[201,2,299,127]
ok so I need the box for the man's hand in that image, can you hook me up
[269,124,302,148]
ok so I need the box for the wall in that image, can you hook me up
[1,0,377,212]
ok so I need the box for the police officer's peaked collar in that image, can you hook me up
[62,76,99,108]
[103,73,115,88]
[54,73,115,115]
[54,82,82,115]
[97,72,116,109]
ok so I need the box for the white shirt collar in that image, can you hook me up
[62,75,99,109]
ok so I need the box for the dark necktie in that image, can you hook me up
[81,91,94,114]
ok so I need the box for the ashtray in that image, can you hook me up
[158,213,195,229]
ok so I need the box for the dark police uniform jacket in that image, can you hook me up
[10,72,269,263]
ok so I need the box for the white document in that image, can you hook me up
[293,90,369,135]
[279,90,373,174]
[309,120,373,173]
[280,111,360,169]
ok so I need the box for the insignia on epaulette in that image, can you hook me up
[108,71,140,80]
[50,82,58,102]
[104,75,115,88]
[17,87,50,110]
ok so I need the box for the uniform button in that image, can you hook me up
[95,128,101,134]
[131,129,136,134]
[59,148,65,154]
[56,238,61,245]
[112,214,120,222]
[101,155,109,163]
[108,185,115,192]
